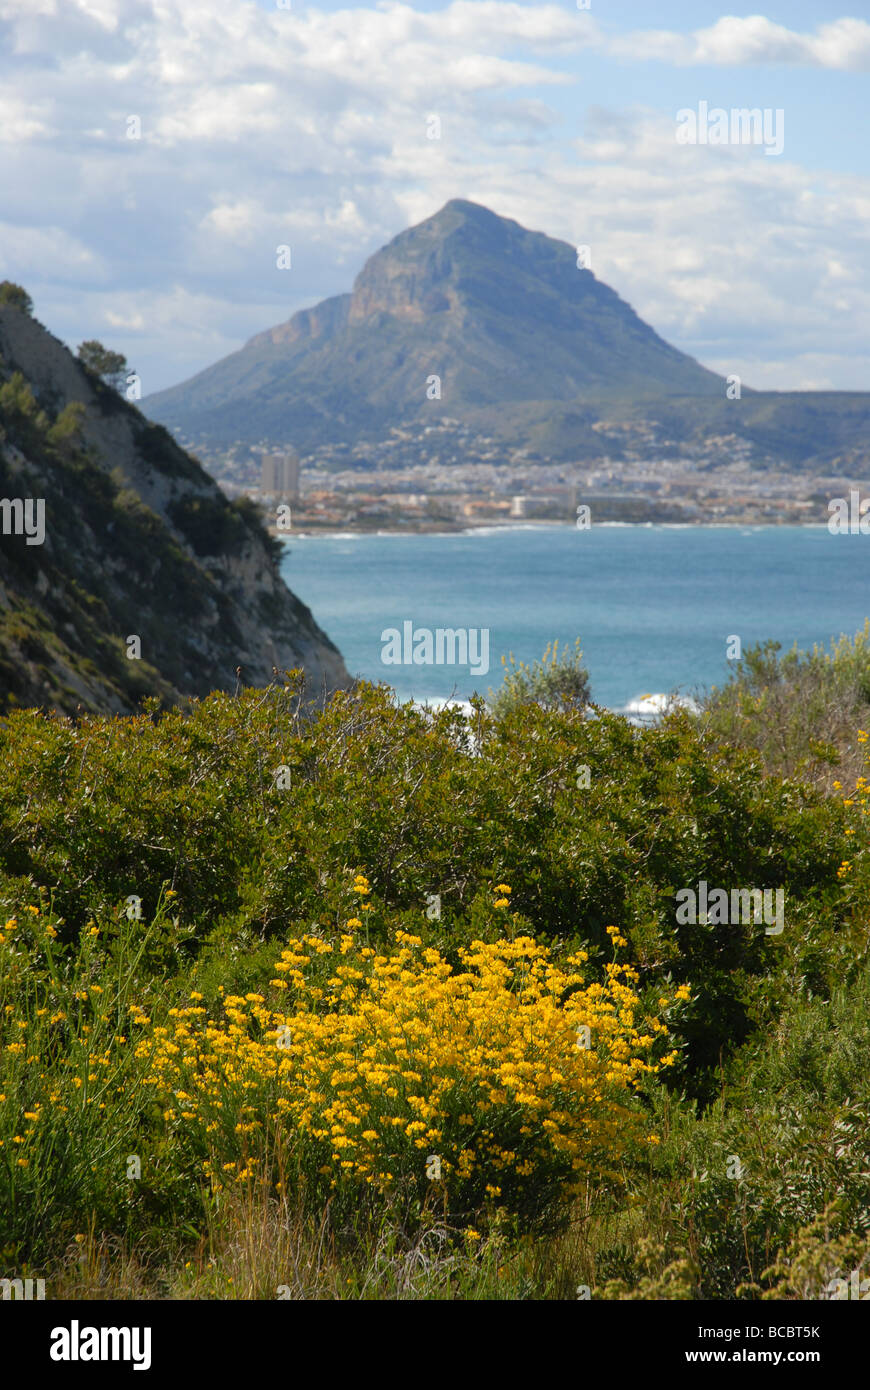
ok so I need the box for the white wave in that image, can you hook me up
[465,523,560,536]
[414,697,476,716]
[620,692,701,720]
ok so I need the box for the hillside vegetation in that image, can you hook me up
[703,623,870,794]
[1,653,868,1299]
[0,289,350,715]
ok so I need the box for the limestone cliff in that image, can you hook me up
[0,298,351,714]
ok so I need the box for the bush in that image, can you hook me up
[46,401,86,449]
[0,282,33,315]
[0,371,38,419]
[139,910,674,1235]
[0,675,867,1295]
[0,682,854,1102]
[702,624,870,791]
[76,341,129,391]
[488,638,590,718]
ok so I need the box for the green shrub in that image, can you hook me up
[0,282,33,315]
[702,624,870,790]
[488,638,590,717]
[0,675,866,1294]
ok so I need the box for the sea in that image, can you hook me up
[279,523,870,713]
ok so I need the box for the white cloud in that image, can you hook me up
[105,307,146,329]
[0,223,102,279]
[0,1,866,395]
[613,16,870,71]
[200,199,263,242]
[0,96,51,141]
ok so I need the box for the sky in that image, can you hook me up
[1,0,869,395]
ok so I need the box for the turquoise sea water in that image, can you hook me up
[279,524,870,710]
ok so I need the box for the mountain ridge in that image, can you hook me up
[143,199,870,470]
[144,199,732,451]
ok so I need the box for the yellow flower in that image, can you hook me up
[128,927,667,1217]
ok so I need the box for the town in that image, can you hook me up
[173,416,868,531]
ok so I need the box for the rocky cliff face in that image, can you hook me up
[0,300,351,715]
[251,293,351,350]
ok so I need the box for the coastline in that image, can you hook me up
[272,517,829,539]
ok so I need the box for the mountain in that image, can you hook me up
[144,199,725,451]
[0,296,351,715]
[144,199,870,469]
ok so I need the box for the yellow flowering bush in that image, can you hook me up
[135,925,677,1229]
[0,678,864,1292]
